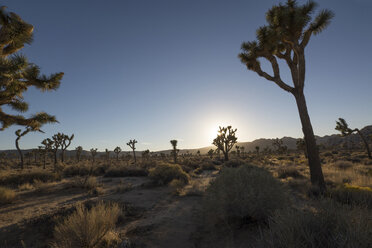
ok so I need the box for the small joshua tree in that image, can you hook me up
[75,146,83,162]
[212,126,238,161]
[142,149,150,161]
[255,146,260,156]
[272,138,286,154]
[296,138,307,158]
[127,139,137,164]
[51,133,64,166]
[336,118,371,159]
[207,149,214,159]
[235,145,240,157]
[15,128,32,169]
[114,146,121,161]
[90,148,98,164]
[60,134,74,163]
[170,140,179,163]
[105,149,110,162]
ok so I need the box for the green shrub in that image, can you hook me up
[256,200,372,248]
[104,166,148,177]
[50,202,121,248]
[0,186,16,205]
[148,163,189,185]
[203,165,288,227]
[0,169,60,186]
[328,183,372,208]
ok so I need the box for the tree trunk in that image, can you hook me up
[294,91,326,192]
[54,151,57,165]
[43,154,46,169]
[15,137,24,169]
[133,150,136,163]
[61,149,65,163]
[356,129,372,159]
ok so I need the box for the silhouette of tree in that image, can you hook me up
[75,146,83,162]
[336,118,371,159]
[127,139,137,163]
[0,7,63,131]
[238,0,332,191]
[114,146,121,161]
[60,134,74,163]
[255,146,260,156]
[212,126,238,161]
[15,126,44,169]
[51,133,64,166]
[40,138,53,169]
[90,148,98,164]
[105,149,110,162]
[142,149,150,161]
[296,138,307,158]
[170,140,179,163]
[207,149,214,159]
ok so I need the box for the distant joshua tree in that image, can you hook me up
[60,134,74,163]
[235,145,240,157]
[90,148,98,164]
[75,146,83,162]
[170,140,179,163]
[255,146,260,156]
[212,126,238,161]
[207,149,214,159]
[127,139,138,163]
[336,118,371,159]
[51,133,64,166]
[272,138,287,154]
[114,146,121,161]
[105,149,110,162]
[238,0,332,191]
[296,138,307,158]
[142,149,150,161]
[15,128,32,169]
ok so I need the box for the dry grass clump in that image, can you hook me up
[18,182,34,191]
[328,183,372,208]
[223,159,244,168]
[333,160,353,170]
[104,166,148,177]
[69,176,103,196]
[256,200,372,248]
[148,163,189,185]
[0,168,60,186]
[203,165,288,227]
[0,186,16,205]
[115,180,133,193]
[277,166,303,179]
[50,202,122,248]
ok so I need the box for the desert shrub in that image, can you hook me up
[256,200,372,248]
[115,181,133,193]
[180,159,200,170]
[0,186,16,205]
[169,179,187,195]
[328,183,372,208]
[0,169,60,186]
[104,166,148,177]
[223,159,243,168]
[148,163,189,185]
[333,160,353,170]
[50,202,121,248]
[277,166,303,179]
[18,183,34,191]
[63,165,90,177]
[323,152,333,157]
[203,165,288,227]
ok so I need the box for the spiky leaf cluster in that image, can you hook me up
[335,118,354,136]
[0,7,63,130]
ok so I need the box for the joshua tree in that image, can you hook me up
[170,140,179,163]
[40,138,53,169]
[335,118,371,159]
[238,0,332,191]
[60,134,74,163]
[235,145,241,157]
[105,149,110,162]
[255,146,260,156]
[0,7,63,131]
[75,146,83,162]
[142,149,150,161]
[90,148,98,164]
[296,138,307,158]
[114,146,121,161]
[272,138,286,154]
[127,139,137,163]
[15,128,31,169]
[207,149,214,159]
[212,126,238,161]
[51,133,63,166]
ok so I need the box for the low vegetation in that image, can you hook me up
[149,162,189,185]
[0,186,16,205]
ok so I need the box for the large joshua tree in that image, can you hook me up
[239,0,333,191]
[335,118,371,159]
[213,126,238,161]
[0,7,63,131]
[127,139,137,164]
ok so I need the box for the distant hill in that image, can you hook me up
[1,125,371,158]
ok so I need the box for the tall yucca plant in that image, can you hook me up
[0,6,63,130]
[239,0,333,192]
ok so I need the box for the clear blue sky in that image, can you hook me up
[0,0,371,151]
